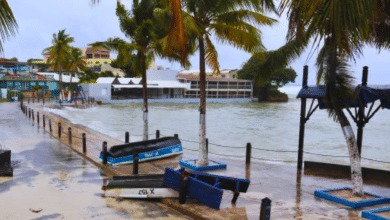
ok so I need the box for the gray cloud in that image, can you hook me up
[4,0,390,85]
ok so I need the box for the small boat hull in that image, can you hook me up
[99,137,183,165]
[105,188,179,198]
[103,174,179,199]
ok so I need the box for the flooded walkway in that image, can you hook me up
[0,103,188,220]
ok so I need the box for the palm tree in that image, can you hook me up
[90,1,187,140]
[278,0,381,196]
[181,0,276,165]
[43,29,74,104]
[0,1,18,53]
[66,47,87,101]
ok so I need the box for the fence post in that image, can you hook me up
[102,141,108,164]
[68,127,72,145]
[246,143,252,164]
[259,197,271,220]
[174,134,179,139]
[37,112,40,126]
[156,130,160,139]
[32,110,34,122]
[58,123,61,138]
[133,153,139,174]
[179,172,187,204]
[43,115,45,128]
[125,131,129,143]
[49,120,52,133]
[206,138,209,155]
[82,133,86,154]
[29,108,31,119]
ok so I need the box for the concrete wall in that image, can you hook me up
[82,83,111,102]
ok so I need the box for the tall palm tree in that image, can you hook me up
[279,0,380,196]
[0,1,18,53]
[181,0,276,165]
[90,1,188,140]
[66,47,87,100]
[42,29,74,104]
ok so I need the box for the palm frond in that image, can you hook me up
[252,34,309,85]
[204,35,220,74]
[211,22,264,53]
[216,9,276,26]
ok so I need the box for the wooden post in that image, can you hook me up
[156,130,160,139]
[179,172,187,204]
[32,110,34,122]
[125,132,129,143]
[174,134,179,138]
[37,112,40,126]
[259,197,271,220]
[68,127,72,145]
[297,66,308,170]
[82,133,86,154]
[49,120,52,133]
[43,115,45,128]
[133,153,139,174]
[58,123,61,138]
[357,66,368,156]
[246,143,251,164]
[206,138,209,155]
[29,108,31,119]
[102,141,108,164]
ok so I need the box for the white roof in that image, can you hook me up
[37,72,79,83]
[97,77,116,84]
[117,78,131,84]
[112,80,189,89]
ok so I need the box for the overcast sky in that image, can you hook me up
[4,0,390,85]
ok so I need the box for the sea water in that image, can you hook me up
[47,86,390,170]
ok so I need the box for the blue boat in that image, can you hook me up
[163,167,250,209]
[99,137,183,165]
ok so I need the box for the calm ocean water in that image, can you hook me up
[45,86,390,170]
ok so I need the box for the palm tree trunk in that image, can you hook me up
[198,37,208,166]
[140,52,148,141]
[58,63,62,105]
[328,39,363,197]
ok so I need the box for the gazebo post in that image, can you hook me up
[297,66,308,170]
[357,66,368,157]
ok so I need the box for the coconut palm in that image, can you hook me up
[0,1,18,53]
[66,47,87,100]
[278,0,382,197]
[180,0,276,165]
[42,29,74,104]
[90,1,190,140]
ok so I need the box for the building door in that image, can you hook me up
[170,88,174,98]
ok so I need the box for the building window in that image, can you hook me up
[104,62,108,64]
[87,54,92,58]
[95,55,100,58]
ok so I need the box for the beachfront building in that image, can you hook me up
[176,73,253,99]
[82,69,253,103]
[0,71,79,99]
[179,69,238,79]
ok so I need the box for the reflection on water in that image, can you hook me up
[47,86,390,170]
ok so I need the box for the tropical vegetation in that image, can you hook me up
[0,0,17,54]
[238,53,297,101]
[90,0,186,140]
[181,0,277,165]
[42,29,74,104]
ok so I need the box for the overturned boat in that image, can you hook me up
[103,174,179,198]
[99,136,183,165]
